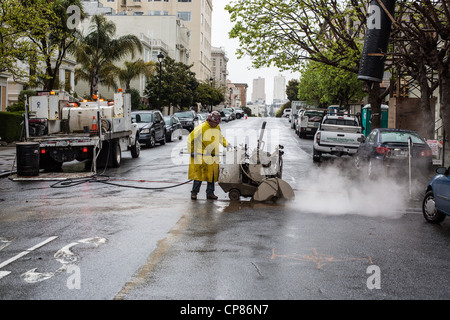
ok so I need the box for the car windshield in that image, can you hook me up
[381,131,425,144]
[305,111,323,118]
[174,111,193,118]
[132,113,152,123]
[324,118,358,126]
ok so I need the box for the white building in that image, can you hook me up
[251,76,266,103]
[96,0,213,81]
[273,74,287,104]
[75,14,191,99]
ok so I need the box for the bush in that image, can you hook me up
[0,112,24,143]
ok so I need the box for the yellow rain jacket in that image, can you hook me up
[188,121,228,182]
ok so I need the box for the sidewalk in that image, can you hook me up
[0,144,17,177]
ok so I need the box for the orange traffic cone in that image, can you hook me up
[90,116,98,135]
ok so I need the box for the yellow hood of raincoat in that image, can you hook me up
[187,121,228,182]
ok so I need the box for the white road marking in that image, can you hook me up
[0,236,58,280]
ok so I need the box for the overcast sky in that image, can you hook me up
[211,0,301,104]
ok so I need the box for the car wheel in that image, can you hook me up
[422,190,446,223]
[159,134,166,145]
[146,134,156,148]
[355,155,363,170]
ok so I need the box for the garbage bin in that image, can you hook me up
[16,142,40,176]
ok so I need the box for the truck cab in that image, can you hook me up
[312,114,364,162]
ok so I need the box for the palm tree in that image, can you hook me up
[72,15,143,99]
[117,59,156,93]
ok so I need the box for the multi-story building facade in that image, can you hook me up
[75,13,191,99]
[251,76,265,104]
[97,0,213,81]
[211,46,228,89]
[273,74,287,104]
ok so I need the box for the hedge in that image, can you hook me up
[0,112,24,143]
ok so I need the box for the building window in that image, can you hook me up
[177,11,191,21]
[178,0,191,2]
[154,10,161,15]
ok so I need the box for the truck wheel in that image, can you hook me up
[423,190,446,223]
[112,142,121,168]
[131,138,140,158]
[312,149,321,162]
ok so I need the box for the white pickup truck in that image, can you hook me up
[312,114,364,162]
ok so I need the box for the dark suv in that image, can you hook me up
[174,110,199,132]
[131,110,166,148]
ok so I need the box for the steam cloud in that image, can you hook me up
[289,159,416,218]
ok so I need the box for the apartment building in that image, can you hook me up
[211,46,228,89]
[97,0,213,81]
[75,13,191,98]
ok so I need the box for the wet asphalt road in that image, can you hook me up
[0,117,449,303]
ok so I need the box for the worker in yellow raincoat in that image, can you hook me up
[188,111,229,200]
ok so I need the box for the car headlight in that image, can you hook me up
[141,128,150,134]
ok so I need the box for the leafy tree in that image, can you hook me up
[31,0,87,91]
[392,0,448,139]
[144,56,199,114]
[117,59,156,93]
[0,0,55,85]
[225,0,390,128]
[72,15,143,99]
[286,79,299,102]
[195,82,225,111]
[298,61,364,109]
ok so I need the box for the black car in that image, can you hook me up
[355,128,433,179]
[131,110,166,148]
[173,110,199,132]
[163,115,183,142]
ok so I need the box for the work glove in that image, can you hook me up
[226,144,233,151]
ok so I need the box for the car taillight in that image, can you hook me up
[420,149,432,157]
[316,132,321,143]
[376,146,390,154]
[82,147,88,153]
[40,149,46,154]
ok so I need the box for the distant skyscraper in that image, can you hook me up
[252,77,266,103]
[273,74,287,103]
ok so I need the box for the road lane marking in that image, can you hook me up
[0,236,58,279]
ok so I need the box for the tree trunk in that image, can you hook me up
[367,81,382,129]
[91,65,99,99]
[417,69,435,140]
[439,71,450,145]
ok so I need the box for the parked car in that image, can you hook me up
[163,115,183,142]
[131,110,166,148]
[173,110,199,132]
[283,108,291,118]
[223,107,236,120]
[197,112,207,124]
[220,110,232,122]
[234,108,245,119]
[354,128,433,179]
[423,166,450,223]
[297,109,324,138]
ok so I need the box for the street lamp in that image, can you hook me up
[157,52,165,110]
[209,77,214,112]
